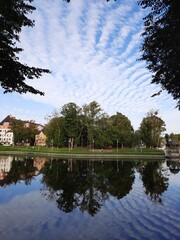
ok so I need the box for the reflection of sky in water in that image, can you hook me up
[168,173,180,185]
[0,174,42,204]
[0,170,179,240]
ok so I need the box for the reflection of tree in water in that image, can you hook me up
[41,159,135,216]
[78,163,109,216]
[0,158,36,187]
[166,160,180,175]
[41,160,79,213]
[41,160,105,216]
[139,161,169,204]
[106,161,135,200]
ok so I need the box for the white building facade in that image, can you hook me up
[0,127,14,146]
[0,123,14,146]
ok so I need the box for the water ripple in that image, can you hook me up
[101,176,180,240]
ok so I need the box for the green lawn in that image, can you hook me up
[0,145,164,155]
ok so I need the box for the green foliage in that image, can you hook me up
[109,112,134,147]
[169,133,180,143]
[11,119,39,145]
[139,110,166,148]
[45,103,87,148]
[138,0,180,109]
[44,117,65,147]
[61,102,82,140]
[165,133,180,149]
[0,0,51,95]
[133,130,141,147]
[45,101,136,149]
[82,101,103,148]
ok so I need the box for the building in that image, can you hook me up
[0,115,46,146]
[35,130,47,146]
[0,115,14,146]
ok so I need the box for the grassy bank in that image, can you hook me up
[0,145,164,155]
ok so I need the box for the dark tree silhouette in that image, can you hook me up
[0,158,36,187]
[0,0,51,95]
[138,0,180,109]
[140,161,169,204]
[41,159,135,216]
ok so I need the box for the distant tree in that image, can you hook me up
[23,121,39,145]
[10,119,24,144]
[61,102,82,148]
[138,0,180,109]
[94,113,112,148]
[133,130,141,147]
[82,101,102,148]
[165,133,180,149]
[46,101,136,149]
[11,119,38,145]
[0,0,51,95]
[44,116,65,147]
[139,110,166,148]
[169,133,180,144]
[109,112,134,148]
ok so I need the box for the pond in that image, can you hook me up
[0,156,179,240]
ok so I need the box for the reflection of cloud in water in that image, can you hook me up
[0,174,180,240]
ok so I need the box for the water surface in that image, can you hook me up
[0,156,179,240]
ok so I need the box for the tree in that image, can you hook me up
[138,0,180,109]
[10,119,24,144]
[82,101,102,148]
[44,116,65,147]
[109,112,134,148]
[45,101,136,149]
[94,113,112,148]
[139,110,166,148]
[11,119,39,145]
[23,120,39,145]
[133,130,141,147]
[165,133,180,149]
[61,102,82,148]
[0,0,51,95]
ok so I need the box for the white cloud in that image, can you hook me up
[1,0,180,133]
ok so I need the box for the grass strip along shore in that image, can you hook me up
[0,146,165,159]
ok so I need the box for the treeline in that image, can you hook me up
[44,101,166,149]
[10,119,39,146]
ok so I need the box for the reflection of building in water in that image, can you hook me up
[0,156,13,180]
[166,160,180,174]
[34,158,46,172]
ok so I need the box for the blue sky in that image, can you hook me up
[0,0,180,133]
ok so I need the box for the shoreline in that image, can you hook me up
[0,151,165,159]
